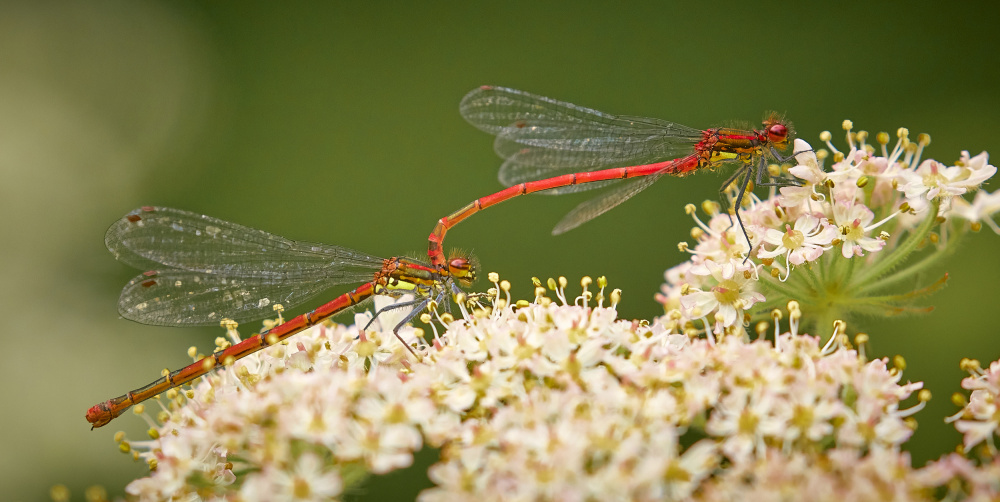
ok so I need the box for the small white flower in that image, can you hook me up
[680,260,764,329]
[948,188,1000,233]
[757,213,837,270]
[831,202,886,258]
[270,453,342,502]
[897,158,995,210]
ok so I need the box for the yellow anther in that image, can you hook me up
[85,485,109,502]
[488,272,500,283]
[755,321,769,336]
[165,388,178,400]
[856,130,868,142]
[770,268,780,278]
[833,151,844,163]
[265,333,278,345]
[856,176,869,188]
[918,389,931,402]
[222,355,235,366]
[201,358,215,371]
[531,277,541,287]
[500,280,511,292]
[272,304,284,313]
[558,276,568,288]
[148,428,160,440]
[854,333,869,345]
[899,201,911,213]
[701,200,720,215]
[842,120,853,131]
[893,355,906,371]
[678,242,690,252]
[690,227,704,240]
[951,392,968,407]
[971,221,982,232]
[114,431,126,443]
[897,127,909,139]
[767,163,781,176]
[610,289,622,305]
[534,286,546,298]
[187,346,198,358]
[420,313,432,323]
[119,441,131,453]
[771,309,783,321]
[581,276,592,288]
[597,276,607,288]
[876,131,889,145]
[440,313,454,324]
[428,300,439,311]
[161,368,170,377]
[680,283,690,295]
[413,327,426,339]
[786,300,800,311]
[819,131,832,141]
[50,485,70,502]
[547,278,557,290]
[684,203,697,214]
[816,149,829,161]
[454,292,466,304]
[215,336,227,347]
[917,133,931,146]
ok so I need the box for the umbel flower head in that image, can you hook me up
[90,120,1000,501]
[105,274,1000,501]
[658,122,997,336]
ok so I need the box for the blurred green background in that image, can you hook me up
[2,1,998,500]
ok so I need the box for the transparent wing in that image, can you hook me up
[551,174,664,235]
[105,206,384,284]
[117,269,349,326]
[461,86,703,176]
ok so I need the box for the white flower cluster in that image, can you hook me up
[659,125,997,335]
[116,285,1000,501]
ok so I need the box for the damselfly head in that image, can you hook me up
[763,112,793,150]
[447,254,478,287]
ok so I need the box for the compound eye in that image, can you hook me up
[768,123,788,143]
[448,257,476,282]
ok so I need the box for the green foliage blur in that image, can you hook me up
[2,1,998,500]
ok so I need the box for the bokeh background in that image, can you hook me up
[2,2,998,500]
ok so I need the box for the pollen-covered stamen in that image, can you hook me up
[819,130,837,154]
[686,202,717,236]
[842,120,855,150]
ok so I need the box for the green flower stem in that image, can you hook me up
[856,223,962,295]
[851,199,941,288]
